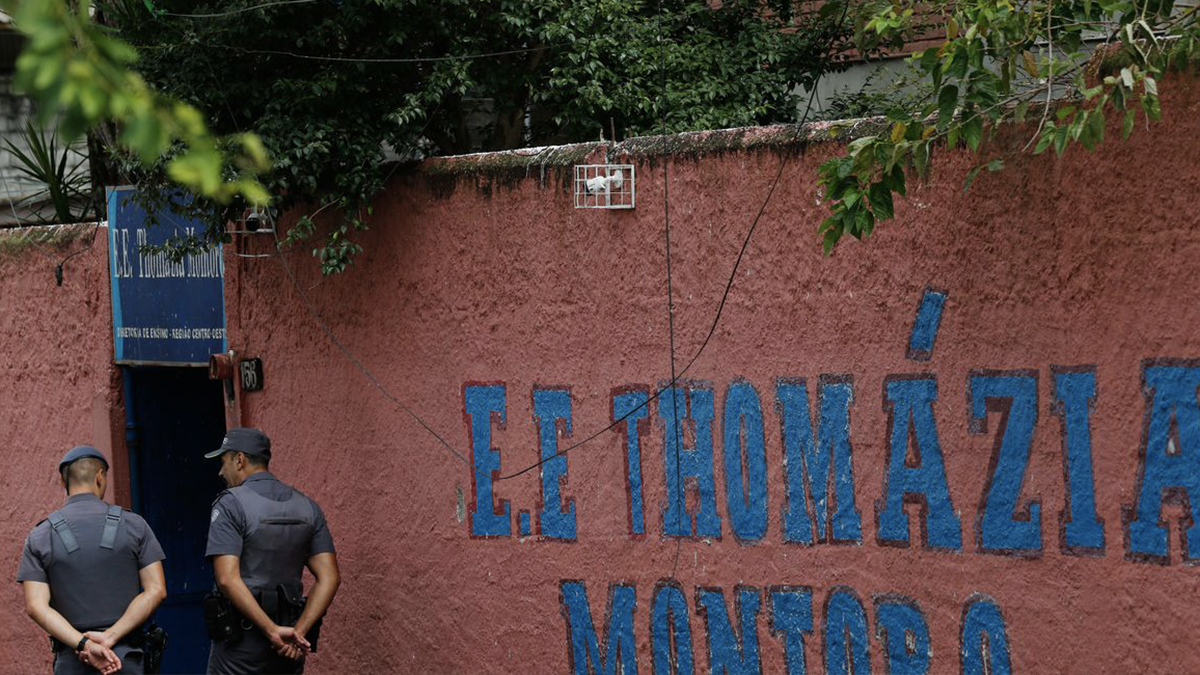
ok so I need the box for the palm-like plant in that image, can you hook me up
[3,120,93,225]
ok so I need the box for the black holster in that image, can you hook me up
[205,587,323,652]
[139,624,168,674]
[50,625,168,674]
[203,591,244,645]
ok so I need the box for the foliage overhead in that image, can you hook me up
[11,0,270,206]
[817,0,1200,252]
[25,0,853,274]
[13,0,1199,265]
[3,119,94,224]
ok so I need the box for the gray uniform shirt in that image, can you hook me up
[205,472,335,559]
[17,494,165,630]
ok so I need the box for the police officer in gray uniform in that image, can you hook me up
[204,428,340,675]
[17,446,167,675]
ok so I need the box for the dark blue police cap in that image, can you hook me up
[205,428,272,460]
[58,445,109,473]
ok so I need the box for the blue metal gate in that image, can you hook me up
[123,366,226,674]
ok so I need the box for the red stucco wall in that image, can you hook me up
[2,78,1200,674]
[214,76,1200,674]
[0,224,125,673]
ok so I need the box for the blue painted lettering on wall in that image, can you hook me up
[1127,362,1200,562]
[960,595,1012,675]
[462,361,1200,566]
[562,581,1006,675]
[535,388,577,540]
[776,377,862,545]
[877,377,962,550]
[969,372,1042,554]
[659,385,723,539]
[722,383,769,542]
[1052,368,1105,554]
[652,582,694,675]
[614,389,650,537]
[768,587,813,675]
[824,587,872,675]
[560,581,638,675]
[465,385,510,538]
[874,596,931,675]
[907,288,947,362]
[696,587,762,675]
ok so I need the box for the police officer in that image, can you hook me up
[204,428,340,675]
[17,446,167,675]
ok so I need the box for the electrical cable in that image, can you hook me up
[498,0,854,481]
[271,228,470,465]
[137,3,722,66]
[233,2,854,477]
[159,0,316,19]
[233,45,554,64]
[650,0,687,577]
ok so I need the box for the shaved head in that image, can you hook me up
[61,457,106,488]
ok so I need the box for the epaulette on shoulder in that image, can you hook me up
[210,489,234,508]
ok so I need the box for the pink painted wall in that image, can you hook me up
[0,224,126,673]
[216,75,1200,674]
[2,78,1199,674]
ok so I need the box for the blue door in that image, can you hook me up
[124,366,226,674]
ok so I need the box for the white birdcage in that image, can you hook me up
[574,164,635,209]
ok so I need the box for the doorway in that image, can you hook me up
[123,366,226,674]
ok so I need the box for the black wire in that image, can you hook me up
[245,1,853,477]
[159,0,316,18]
[271,230,470,466]
[498,1,854,482]
[136,3,719,66]
[233,45,554,64]
[653,0,687,577]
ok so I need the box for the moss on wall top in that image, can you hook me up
[411,117,890,197]
[0,222,100,260]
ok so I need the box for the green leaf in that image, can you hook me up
[1122,109,1136,139]
[1069,115,1086,141]
[1034,129,1053,155]
[1143,95,1161,121]
[888,164,907,196]
[937,85,958,128]
[848,136,877,157]
[913,141,930,177]
[1054,124,1070,156]
[823,227,839,254]
[1121,67,1134,89]
[1087,110,1105,147]
[950,48,969,79]
[963,116,983,151]
[1056,105,1076,120]
[963,164,985,192]
[854,203,874,236]
[842,189,861,209]
[868,182,894,220]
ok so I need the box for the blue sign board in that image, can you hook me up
[107,187,227,365]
